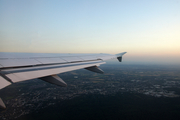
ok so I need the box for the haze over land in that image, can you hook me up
[0,0,180,64]
[1,64,180,120]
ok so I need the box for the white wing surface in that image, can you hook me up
[0,52,126,109]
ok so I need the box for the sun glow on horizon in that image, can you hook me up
[0,0,180,64]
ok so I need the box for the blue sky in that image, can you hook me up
[0,0,180,64]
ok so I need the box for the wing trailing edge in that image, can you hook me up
[0,52,127,89]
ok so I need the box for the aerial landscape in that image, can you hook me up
[0,0,180,120]
[1,63,180,120]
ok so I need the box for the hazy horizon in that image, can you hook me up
[0,0,180,64]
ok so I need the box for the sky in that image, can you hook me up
[0,0,180,64]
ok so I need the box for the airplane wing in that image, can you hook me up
[0,52,126,109]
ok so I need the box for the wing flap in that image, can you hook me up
[4,61,105,83]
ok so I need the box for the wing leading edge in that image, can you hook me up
[0,52,126,109]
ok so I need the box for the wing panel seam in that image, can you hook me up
[1,61,104,74]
